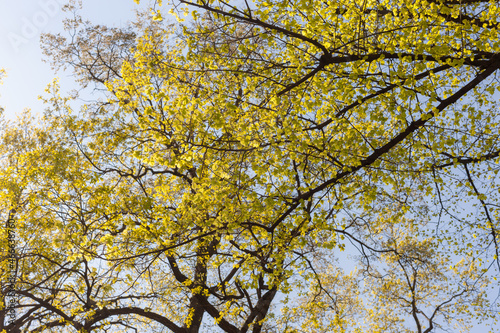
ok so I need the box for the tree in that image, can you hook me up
[2,0,500,332]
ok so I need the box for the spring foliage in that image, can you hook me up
[1,0,500,332]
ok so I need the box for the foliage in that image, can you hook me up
[2,0,500,332]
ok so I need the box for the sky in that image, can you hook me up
[0,0,149,120]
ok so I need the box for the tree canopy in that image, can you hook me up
[1,0,500,332]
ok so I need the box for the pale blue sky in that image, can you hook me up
[0,0,150,119]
